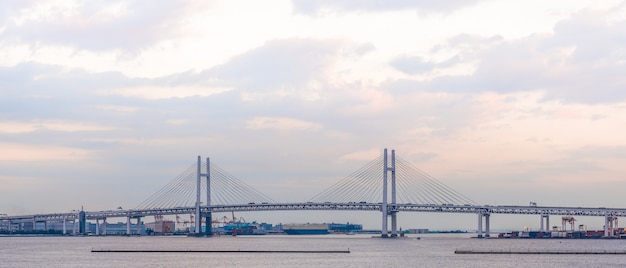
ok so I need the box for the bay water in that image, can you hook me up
[2,233,626,267]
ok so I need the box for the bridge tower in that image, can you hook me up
[194,156,211,236]
[381,148,398,238]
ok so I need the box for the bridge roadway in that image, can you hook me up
[3,203,626,222]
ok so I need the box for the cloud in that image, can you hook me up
[1,1,210,52]
[209,38,346,93]
[0,120,116,133]
[337,148,381,162]
[390,55,436,75]
[0,142,90,161]
[384,6,626,104]
[390,55,462,75]
[291,0,479,14]
[98,85,232,100]
[245,116,322,131]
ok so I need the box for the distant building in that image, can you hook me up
[87,222,145,235]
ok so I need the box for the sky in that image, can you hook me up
[2,0,626,230]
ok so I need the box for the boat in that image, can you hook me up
[282,223,329,235]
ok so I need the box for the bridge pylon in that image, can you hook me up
[194,156,211,236]
[381,148,398,238]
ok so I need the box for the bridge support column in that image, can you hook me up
[540,215,549,232]
[477,211,490,238]
[604,216,609,237]
[62,218,67,235]
[613,217,618,237]
[96,218,100,236]
[477,213,483,238]
[485,213,490,238]
[604,216,617,237]
[136,217,141,235]
[126,216,131,235]
[390,211,397,237]
[102,218,107,236]
[609,217,614,237]
[205,212,212,236]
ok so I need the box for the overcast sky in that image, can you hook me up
[2,0,626,230]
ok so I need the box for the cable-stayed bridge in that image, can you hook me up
[2,149,625,238]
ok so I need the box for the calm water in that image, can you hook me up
[2,234,626,267]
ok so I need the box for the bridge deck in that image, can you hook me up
[3,203,625,221]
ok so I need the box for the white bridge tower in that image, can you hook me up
[381,148,398,237]
[195,156,211,235]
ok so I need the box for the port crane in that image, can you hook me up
[561,216,576,231]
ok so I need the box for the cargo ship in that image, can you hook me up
[282,223,329,235]
[221,222,266,235]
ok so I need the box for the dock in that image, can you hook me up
[455,249,626,255]
[92,249,350,253]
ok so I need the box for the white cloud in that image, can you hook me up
[0,142,90,161]
[94,105,139,113]
[0,120,116,133]
[98,85,232,100]
[245,116,322,131]
[337,148,381,162]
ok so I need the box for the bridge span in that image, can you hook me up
[1,149,624,238]
[3,203,625,237]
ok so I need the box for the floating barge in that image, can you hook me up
[282,223,329,235]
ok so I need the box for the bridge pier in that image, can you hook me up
[62,218,66,235]
[604,216,618,237]
[103,218,107,236]
[485,214,490,238]
[205,211,212,236]
[477,213,482,238]
[95,218,100,235]
[136,217,141,235]
[126,216,131,235]
[540,215,550,232]
[477,212,490,238]
[390,211,398,237]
